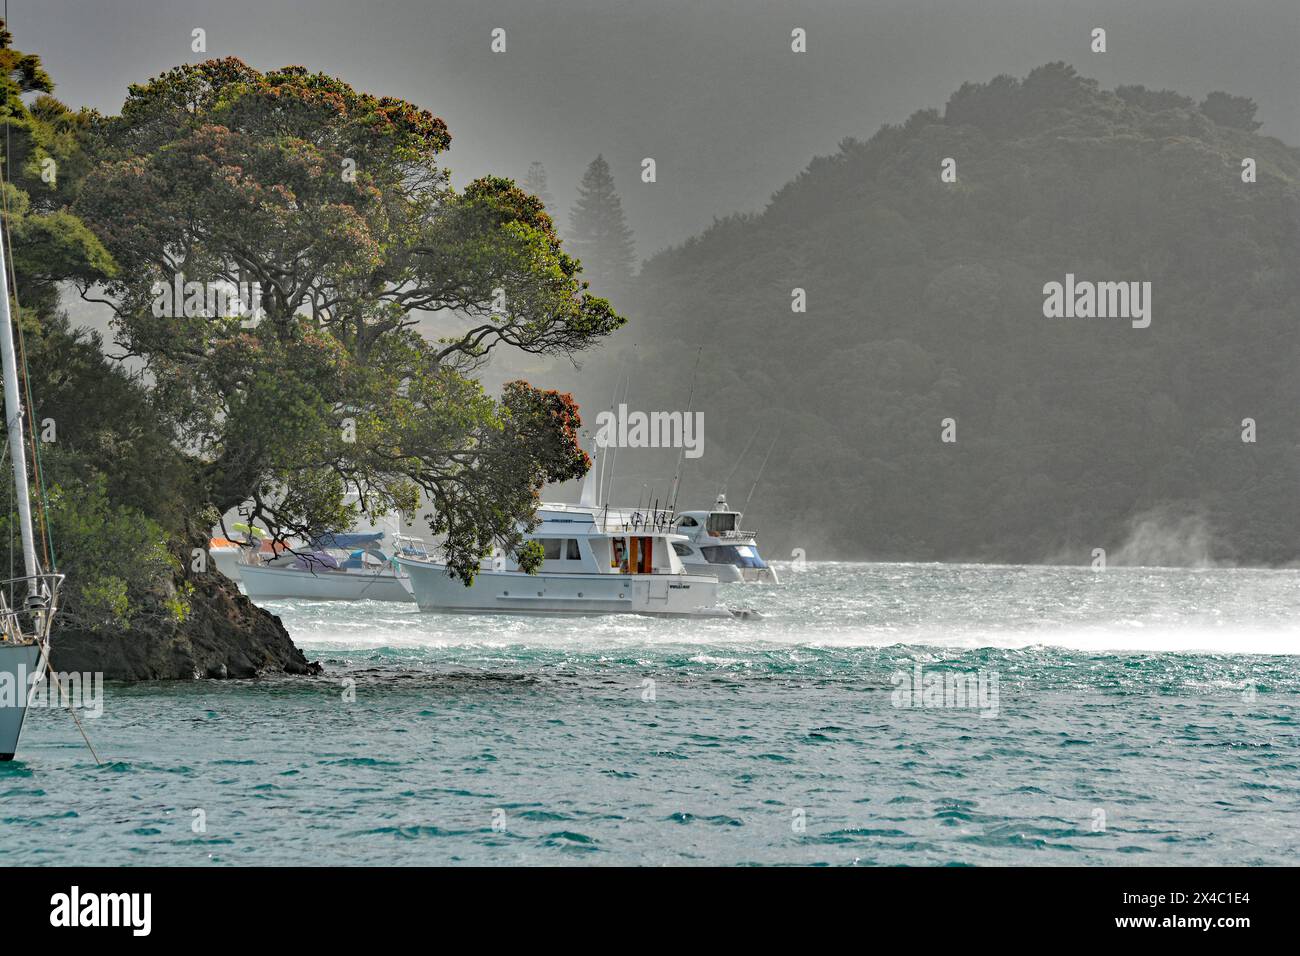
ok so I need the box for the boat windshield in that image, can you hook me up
[707,512,738,534]
[699,544,767,569]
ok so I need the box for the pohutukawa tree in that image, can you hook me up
[74,58,624,582]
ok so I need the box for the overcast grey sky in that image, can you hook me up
[16,0,1299,259]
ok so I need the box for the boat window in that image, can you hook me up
[678,515,698,528]
[700,544,768,569]
[672,542,692,557]
[707,512,737,533]
[538,538,581,560]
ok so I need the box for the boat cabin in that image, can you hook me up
[476,504,690,576]
[670,495,771,573]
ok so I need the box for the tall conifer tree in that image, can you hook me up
[522,161,554,210]
[569,154,636,290]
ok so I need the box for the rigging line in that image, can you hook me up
[35,637,102,766]
[718,424,761,496]
[1,9,49,569]
[605,370,631,507]
[743,430,781,514]
[3,435,11,604]
[0,124,53,570]
[5,233,51,571]
[598,367,624,506]
[3,0,7,177]
[668,345,702,514]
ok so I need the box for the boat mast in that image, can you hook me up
[0,218,38,580]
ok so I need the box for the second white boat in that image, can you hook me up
[238,540,414,603]
[396,504,735,618]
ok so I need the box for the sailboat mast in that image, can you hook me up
[0,224,38,580]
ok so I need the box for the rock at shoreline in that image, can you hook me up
[50,574,321,680]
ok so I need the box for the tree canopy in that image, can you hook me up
[72,58,624,581]
[1,20,182,630]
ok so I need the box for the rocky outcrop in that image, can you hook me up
[49,574,320,680]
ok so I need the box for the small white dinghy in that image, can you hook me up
[239,540,414,604]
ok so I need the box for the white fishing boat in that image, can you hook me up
[0,213,63,760]
[238,534,415,603]
[396,503,739,618]
[208,537,243,581]
[207,527,289,582]
[669,494,779,584]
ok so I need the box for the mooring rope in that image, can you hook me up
[34,635,102,766]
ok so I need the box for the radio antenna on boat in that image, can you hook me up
[718,425,760,498]
[743,430,780,513]
[668,346,702,514]
[602,368,631,507]
[597,372,619,505]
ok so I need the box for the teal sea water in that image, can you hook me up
[3,563,1298,866]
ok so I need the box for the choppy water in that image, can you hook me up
[4,563,1298,865]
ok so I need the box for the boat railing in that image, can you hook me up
[0,572,63,646]
[706,529,759,541]
[393,534,430,560]
[600,508,676,534]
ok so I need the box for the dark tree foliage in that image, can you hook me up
[1199,91,1263,131]
[567,66,1300,567]
[1115,85,1194,113]
[1,21,183,629]
[71,59,624,582]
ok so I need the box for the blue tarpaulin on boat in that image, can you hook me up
[292,550,340,571]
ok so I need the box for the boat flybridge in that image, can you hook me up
[665,494,778,584]
[396,502,744,618]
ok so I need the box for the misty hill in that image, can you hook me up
[562,64,1300,566]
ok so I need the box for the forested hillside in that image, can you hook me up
[560,64,1300,566]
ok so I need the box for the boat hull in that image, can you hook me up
[683,559,744,584]
[209,546,243,582]
[239,564,414,603]
[681,560,779,585]
[741,566,780,584]
[0,642,41,760]
[396,558,732,618]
